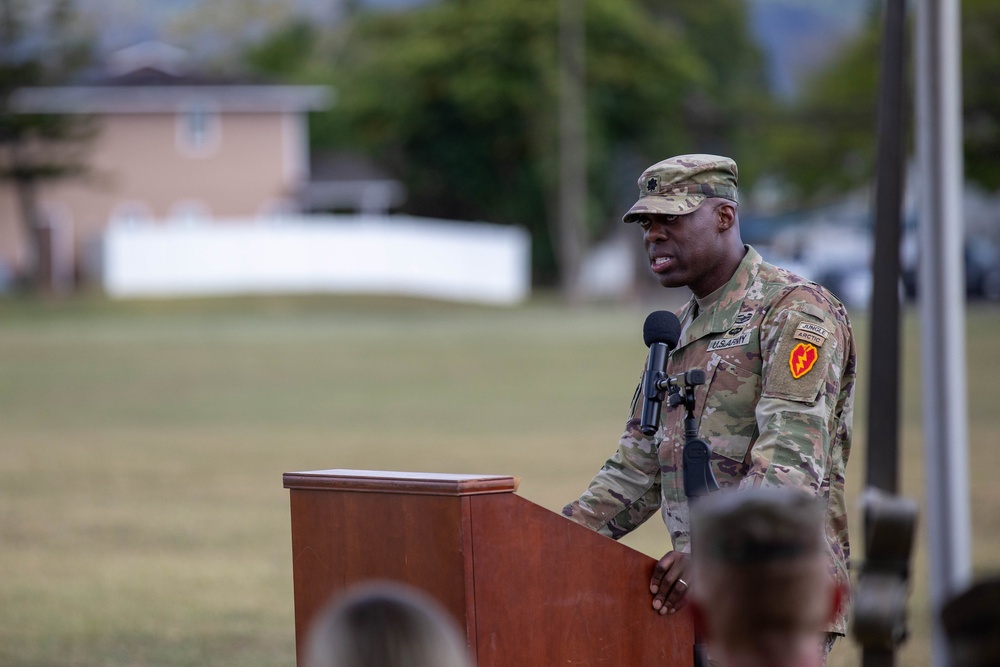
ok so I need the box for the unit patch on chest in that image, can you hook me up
[707,329,753,351]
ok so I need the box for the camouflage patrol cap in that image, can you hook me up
[622,154,739,223]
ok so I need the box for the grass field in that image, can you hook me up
[1,293,998,667]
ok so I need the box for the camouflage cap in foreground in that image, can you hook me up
[622,154,739,222]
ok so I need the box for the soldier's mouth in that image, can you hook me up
[651,256,674,272]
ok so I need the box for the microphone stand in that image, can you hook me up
[664,370,719,667]
[665,370,720,500]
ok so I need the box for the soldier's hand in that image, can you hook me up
[650,550,690,615]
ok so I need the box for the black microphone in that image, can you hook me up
[639,310,682,436]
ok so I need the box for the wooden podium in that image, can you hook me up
[284,469,694,666]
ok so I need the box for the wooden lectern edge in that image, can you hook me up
[282,469,520,496]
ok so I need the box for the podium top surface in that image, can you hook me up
[283,469,519,496]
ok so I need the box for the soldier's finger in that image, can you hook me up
[651,560,685,613]
[665,577,689,613]
[650,551,681,594]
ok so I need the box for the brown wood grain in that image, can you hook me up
[469,491,694,667]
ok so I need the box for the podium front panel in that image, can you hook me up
[286,487,476,663]
[469,492,694,666]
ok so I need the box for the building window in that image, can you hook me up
[177,104,220,157]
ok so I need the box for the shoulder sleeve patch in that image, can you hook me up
[763,311,835,403]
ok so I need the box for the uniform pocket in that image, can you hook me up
[699,357,761,464]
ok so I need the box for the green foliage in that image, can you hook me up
[249,0,768,280]
[243,20,318,77]
[640,0,773,183]
[750,15,880,207]
[963,0,1000,190]
[764,0,1000,206]
[0,0,96,287]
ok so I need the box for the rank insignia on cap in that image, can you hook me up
[646,177,658,192]
[789,342,818,379]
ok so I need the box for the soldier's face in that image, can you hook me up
[639,201,733,297]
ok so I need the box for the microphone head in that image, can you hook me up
[643,310,682,349]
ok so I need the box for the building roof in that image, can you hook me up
[11,84,333,114]
[10,40,334,114]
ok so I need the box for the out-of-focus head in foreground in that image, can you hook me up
[690,487,845,667]
[305,581,471,667]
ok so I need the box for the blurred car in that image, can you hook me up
[763,222,875,310]
[901,236,1000,301]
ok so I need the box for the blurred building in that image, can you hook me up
[0,42,528,305]
[0,41,332,288]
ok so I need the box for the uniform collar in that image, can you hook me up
[676,245,762,348]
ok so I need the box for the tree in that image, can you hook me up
[761,0,1000,208]
[248,0,769,289]
[168,0,336,71]
[756,17,881,207]
[962,0,1000,191]
[0,0,95,291]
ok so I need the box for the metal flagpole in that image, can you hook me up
[852,2,919,665]
[915,0,972,665]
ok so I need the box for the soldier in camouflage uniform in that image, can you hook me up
[562,154,855,647]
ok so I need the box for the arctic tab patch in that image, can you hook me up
[794,330,826,347]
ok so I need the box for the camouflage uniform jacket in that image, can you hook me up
[563,246,855,634]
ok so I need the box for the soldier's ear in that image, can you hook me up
[716,202,737,232]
